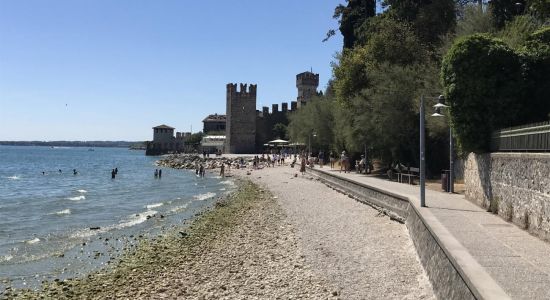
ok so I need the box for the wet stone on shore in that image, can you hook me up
[4,180,337,299]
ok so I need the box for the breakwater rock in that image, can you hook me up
[157,154,252,170]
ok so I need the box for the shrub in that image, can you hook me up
[441,34,525,153]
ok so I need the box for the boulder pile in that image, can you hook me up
[157,154,252,170]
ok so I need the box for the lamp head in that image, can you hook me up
[431,107,444,117]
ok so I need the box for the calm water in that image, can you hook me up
[0,146,232,288]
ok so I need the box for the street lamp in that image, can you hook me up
[431,95,454,194]
[419,95,446,207]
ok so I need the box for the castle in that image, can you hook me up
[224,71,320,153]
[145,71,320,155]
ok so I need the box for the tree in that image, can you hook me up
[332,16,427,105]
[441,34,525,153]
[272,123,288,139]
[520,26,550,121]
[383,0,457,46]
[287,97,335,151]
[185,132,204,145]
[331,0,376,49]
[489,0,526,29]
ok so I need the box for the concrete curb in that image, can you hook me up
[306,167,510,300]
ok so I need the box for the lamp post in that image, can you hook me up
[420,94,448,207]
[431,95,454,193]
[420,96,426,207]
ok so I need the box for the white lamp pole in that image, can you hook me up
[420,96,426,207]
[432,95,454,193]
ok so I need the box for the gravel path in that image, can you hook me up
[236,165,434,300]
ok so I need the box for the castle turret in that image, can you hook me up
[225,83,257,154]
[296,71,319,108]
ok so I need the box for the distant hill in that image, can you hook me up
[0,141,146,149]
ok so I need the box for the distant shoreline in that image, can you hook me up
[0,141,145,148]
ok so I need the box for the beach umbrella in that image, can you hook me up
[267,139,289,144]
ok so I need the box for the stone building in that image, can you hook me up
[225,83,257,154]
[145,124,188,155]
[200,135,226,154]
[296,71,319,108]
[224,71,320,154]
[202,113,226,134]
[255,103,290,150]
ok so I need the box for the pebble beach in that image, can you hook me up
[4,156,434,299]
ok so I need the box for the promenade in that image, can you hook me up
[308,166,550,300]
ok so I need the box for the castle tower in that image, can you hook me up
[225,83,257,154]
[296,71,319,108]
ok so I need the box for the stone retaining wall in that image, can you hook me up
[465,153,550,241]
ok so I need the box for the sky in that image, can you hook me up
[0,1,346,141]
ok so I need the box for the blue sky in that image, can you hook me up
[0,1,346,141]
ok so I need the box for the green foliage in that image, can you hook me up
[456,4,496,37]
[498,14,541,49]
[441,34,525,153]
[520,26,550,121]
[356,16,428,65]
[383,0,456,46]
[527,0,550,21]
[489,0,526,29]
[331,48,370,105]
[185,132,204,145]
[287,96,335,151]
[332,16,428,106]
[272,123,288,139]
[332,0,376,49]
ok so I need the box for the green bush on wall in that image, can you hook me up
[441,34,525,153]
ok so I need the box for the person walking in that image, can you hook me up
[220,163,225,177]
[300,156,306,175]
[340,151,348,173]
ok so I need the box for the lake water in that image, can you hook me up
[0,146,232,289]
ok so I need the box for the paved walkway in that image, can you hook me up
[311,167,550,300]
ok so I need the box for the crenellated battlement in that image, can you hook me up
[227,83,257,96]
[259,101,298,116]
[296,71,319,87]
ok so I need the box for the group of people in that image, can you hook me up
[154,169,162,178]
[251,153,289,169]
[111,167,118,179]
[195,163,205,177]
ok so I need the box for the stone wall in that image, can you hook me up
[465,153,550,241]
[225,83,257,154]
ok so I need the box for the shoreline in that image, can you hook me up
[5,178,335,299]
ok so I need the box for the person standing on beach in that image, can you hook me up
[220,163,225,177]
[199,164,205,177]
[300,156,306,175]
